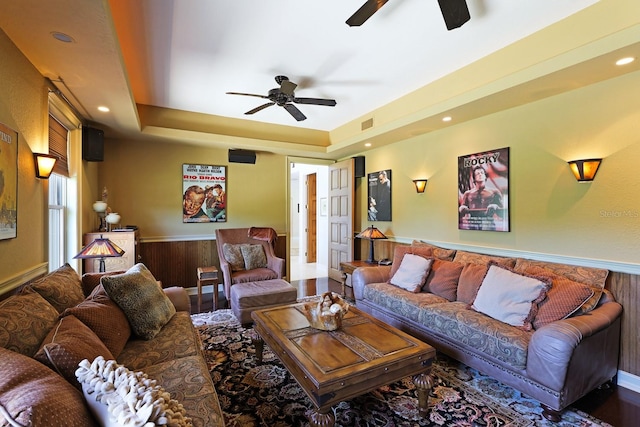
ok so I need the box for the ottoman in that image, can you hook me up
[230,279,298,324]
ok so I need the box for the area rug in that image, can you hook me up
[192,310,611,427]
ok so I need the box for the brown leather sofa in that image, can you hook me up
[352,243,623,421]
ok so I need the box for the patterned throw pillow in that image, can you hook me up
[389,254,433,293]
[240,244,267,270]
[101,264,176,340]
[22,263,85,313]
[34,315,114,389]
[423,259,464,301]
[223,243,246,271]
[453,250,516,268]
[62,285,132,357]
[0,290,59,357]
[411,240,457,261]
[0,347,96,427]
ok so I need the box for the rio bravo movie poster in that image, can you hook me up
[182,164,226,223]
[458,147,509,232]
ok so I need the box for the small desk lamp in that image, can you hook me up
[74,235,125,272]
[356,225,388,264]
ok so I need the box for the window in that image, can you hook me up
[48,173,67,270]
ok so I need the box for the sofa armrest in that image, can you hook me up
[163,286,191,312]
[352,266,391,300]
[527,301,622,391]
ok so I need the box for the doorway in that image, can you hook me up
[288,160,330,281]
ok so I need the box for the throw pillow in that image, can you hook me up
[240,244,267,270]
[223,243,246,271]
[62,284,131,357]
[471,263,550,331]
[22,263,85,313]
[456,263,489,304]
[101,263,176,340]
[453,250,516,268]
[389,254,433,293]
[0,347,95,427]
[81,270,124,296]
[389,245,433,280]
[423,259,464,301]
[76,356,191,427]
[34,315,114,389]
[411,240,457,261]
[523,265,595,329]
[0,290,59,357]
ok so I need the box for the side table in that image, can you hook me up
[339,260,382,298]
[196,266,219,313]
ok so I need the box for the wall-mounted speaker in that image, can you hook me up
[438,0,470,31]
[228,149,256,164]
[82,126,104,162]
[354,156,365,178]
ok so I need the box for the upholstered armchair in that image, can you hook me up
[215,228,285,305]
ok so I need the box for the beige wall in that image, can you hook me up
[357,70,640,266]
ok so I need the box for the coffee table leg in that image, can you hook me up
[252,330,264,364]
[309,407,335,427]
[413,372,432,417]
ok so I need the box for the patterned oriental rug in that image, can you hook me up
[192,310,611,427]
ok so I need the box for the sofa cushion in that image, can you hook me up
[22,263,85,313]
[101,263,176,340]
[0,347,96,427]
[363,282,448,324]
[521,265,595,329]
[231,267,279,283]
[453,250,516,268]
[411,240,457,261]
[472,264,550,331]
[389,254,433,292]
[223,243,246,271]
[0,290,59,357]
[423,259,464,301]
[240,244,267,270]
[418,301,532,370]
[389,245,434,279]
[34,315,114,390]
[456,263,489,304]
[62,284,131,357]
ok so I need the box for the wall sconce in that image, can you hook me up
[568,159,602,182]
[33,153,58,179]
[412,179,428,193]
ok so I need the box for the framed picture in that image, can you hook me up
[368,169,392,221]
[182,164,226,223]
[0,123,18,240]
[458,147,510,232]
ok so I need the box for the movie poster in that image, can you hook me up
[458,147,509,232]
[0,123,18,240]
[368,169,392,221]
[182,164,226,223]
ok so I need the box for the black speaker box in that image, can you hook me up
[228,149,256,164]
[354,156,365,178]
[438,0,470,31]
[82,126,104,162]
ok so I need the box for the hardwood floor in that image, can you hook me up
[190,277,639,426]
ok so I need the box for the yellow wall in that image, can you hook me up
[358,70,640,265]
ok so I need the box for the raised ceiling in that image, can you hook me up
[1,0,638,159]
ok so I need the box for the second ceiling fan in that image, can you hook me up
[346,0,470,30]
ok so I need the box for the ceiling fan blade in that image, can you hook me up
[280,80,297,96]
[226,91,269,99]
[245,102,275,115]
[283,104,307,121]
[293,97,337,107]
[346,0,389,26]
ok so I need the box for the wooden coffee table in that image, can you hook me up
[251,303,436,427]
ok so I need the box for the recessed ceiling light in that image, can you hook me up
[364,142,372,147]
[616,57,635,66]
[442,116,452,122]
[51,32,75,43]
[97,106,110,113]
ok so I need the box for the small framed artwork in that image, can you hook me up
[0,122,18,240]
[182,164,227,223]
[457,147,510,232]
[368,169,392,221]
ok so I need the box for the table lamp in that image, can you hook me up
[356,225,388,264]
[74,235,125,272]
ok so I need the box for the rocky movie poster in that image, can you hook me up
[458,147,509,232]
[182,164,226,223]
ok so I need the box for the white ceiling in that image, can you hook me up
[1,0,637,159]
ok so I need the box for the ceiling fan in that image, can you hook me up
[226,75,337,122]
[346,0,470,30]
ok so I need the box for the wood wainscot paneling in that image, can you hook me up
[607,271,640,377]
